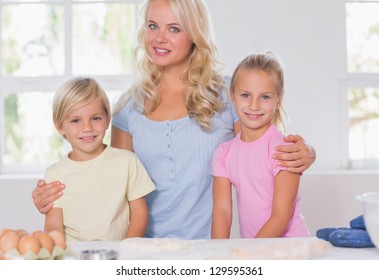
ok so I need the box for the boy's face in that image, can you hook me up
[232,69,281,142]
[55,98,110,161]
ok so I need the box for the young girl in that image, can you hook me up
[44,77,155,241]
[211,52,310,239]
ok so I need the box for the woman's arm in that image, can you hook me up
[233,121,241,136]
[44,208,64,235]
[32,180,65,214]
[255,170,300,238]
[211,176,233,239]
[127,197,149,238]
[274,135,316,173]
[111,125,134,151]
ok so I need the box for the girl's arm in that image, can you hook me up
[211,176,233,239]
[111,125,134,152]
[255,171,300,238]
[274,135,316,173]
[126,197,149,238]
[44,208,64,235]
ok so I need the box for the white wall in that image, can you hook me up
[0,176,44,233]
[1,0,378,237]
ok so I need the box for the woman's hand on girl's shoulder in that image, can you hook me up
[273,134,316,173]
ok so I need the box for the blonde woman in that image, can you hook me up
[33,0,315,239]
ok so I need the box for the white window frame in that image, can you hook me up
[0,0,142,174]
[342,0,379,169]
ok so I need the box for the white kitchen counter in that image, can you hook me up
[66,237,379,260]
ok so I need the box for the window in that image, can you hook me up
[0,0,142,174]
[345,0,379,169]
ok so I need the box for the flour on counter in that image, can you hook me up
[120,238,192,253]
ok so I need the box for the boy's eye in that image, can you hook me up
[169,26,180,33]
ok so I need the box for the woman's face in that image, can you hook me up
[144,0,194,72]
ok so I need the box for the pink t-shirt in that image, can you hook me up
[212,125,310,238]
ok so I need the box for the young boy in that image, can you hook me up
[44,77,155,241]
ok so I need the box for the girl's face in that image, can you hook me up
[55,98,110,161]
[144,0,194,72]
[232,69,281,142]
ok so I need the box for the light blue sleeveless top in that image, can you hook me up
[112,79,238,239]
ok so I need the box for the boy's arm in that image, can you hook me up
[44,208,64,235]
[255,171,300,238]
[126,197,149,238]
[211,176,233,239]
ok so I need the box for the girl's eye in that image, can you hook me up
[92,116,102,121]
[70,119,79,124]
[261,95,270,100]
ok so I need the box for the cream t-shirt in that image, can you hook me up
[45,146,155,241]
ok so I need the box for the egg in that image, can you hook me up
[16,229,28,237]
[18,235,41,255]
[0,231,20,254]
[31,230,43,238]
[37,233,55,253]
[48,230,66,249]
[0,228,16,239]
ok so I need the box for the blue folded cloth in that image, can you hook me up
[316,215,375,248]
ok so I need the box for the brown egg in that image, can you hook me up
[0,228,16,240]
[37,233,55,253]
[18,235,41,255]
[16,229,28,237]
[31,230,43,238]
[0,231,20,254]
[48,230,66,249]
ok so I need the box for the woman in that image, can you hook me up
[32,0,316,239]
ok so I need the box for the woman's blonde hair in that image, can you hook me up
[230,51,288,131]
[53,77,111,128]
[114,0,225,130]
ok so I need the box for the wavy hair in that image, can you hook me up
[114,0,225,130]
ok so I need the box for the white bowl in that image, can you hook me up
[356,192,379,249]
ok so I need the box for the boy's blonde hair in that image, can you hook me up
[114,0,225,131]
[230,51,288,130]
[53,77,111,128]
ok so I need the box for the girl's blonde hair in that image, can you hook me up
[230,51,288,130]
[53,77,111,128]
[114,0,225,131]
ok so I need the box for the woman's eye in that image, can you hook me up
[148,23,158,30]
[241,93,249,98]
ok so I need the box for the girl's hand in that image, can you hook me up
[273,134,316,173]
[32,180,65,214]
